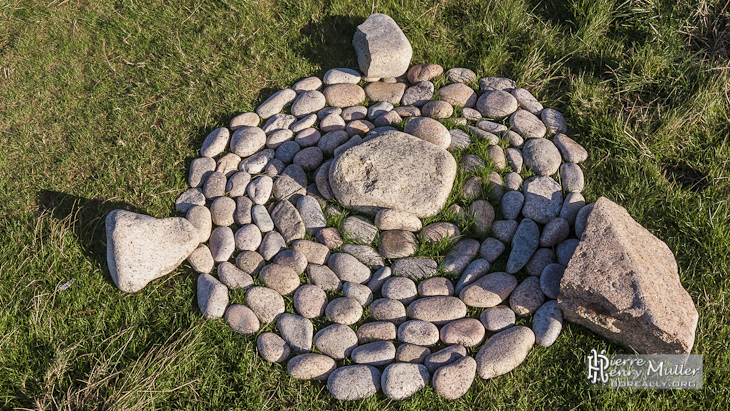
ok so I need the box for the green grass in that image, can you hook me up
[1,0,729,409]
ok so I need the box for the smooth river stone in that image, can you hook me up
[351,341,396,366]
[188,157,216,188]
[438,239,480,276]
[259,231,286,261]
[293,284,328,318]
[197,273,228,319]
[357,321,397,343]
[554,133,588,163]
[329,131,456,218]
[341,244,385,269]
[235,251,265,276]
[480,305,516,332]
[270,200,305,244]
[259,264,300,296]
[293,240,330,265]
[381,363,430,400]
[540,263,565,299]
[440,318,485,347]
[475,326,535,379]
[525,248,555,276]
[509,276,545,316]
[418,277,454,297]
[401,81,435,107]
[328,253,371,283]
[381,277,418,305]
[505,218,540,274]
[364,82,407,105]
[287,354,337,381]
[438,82,477,107]
[390,257,438,280]
[341,215,378,244]
[379,230,417,259]
[501,190,524,220]
[218,262,253,290]
[424,345,467,374]
[397,320,439,346]
[257,332,290,363]
[225,304,259,335]
[370,298,407,325]
[367,266,392,293]
[476,90,518,118]
[273,249,307,274]
[419,221,461,243]
[459,272,518,308]
[323,84,366,107]
[532,300,563,347]
[523,137,561,176]
[445,67,476,84]
[187,244,214,274]
[560,162,585,192]
[326,297,363,325]
[200,127,230,157]
[479,238,506,263]
[407,296,467,326]
[314,324,358,360]
[522,176,563,224]
[396,344,431,364]
[256,89,296,119]
[209,226,235,263]
[403,116,451,149]
[277,314,313,353]
[432,356,477,400]
[186,205,211,244]
[510,109,546,138]
[246,286,285,324]
[455,259,490,295]
[327,365,381,401]
[343,281,374,306]
[541,108,568,135]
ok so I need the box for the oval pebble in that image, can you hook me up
[326,297,363,325]
[475,326,535,379]
[287,354,337,381]
[277,313,313,354]
[459,272,518,308]
[381,363,430,400]
[257,332,290,363]
[395,344,431,364]
[509,276,545,316]
[440,318,485,347]
[480,305,516,332]
[293,284,328,319]
[432,356,477,400]
[351,341,396,366]
[407,296,467,326]
[397,320,439,346]
[246,286,285,323]
[369,298,407,325]
[328,253,371,283]
[532,300,563,347]
[314,324,358,360]
[417,277,454,297]
[259,263,300,296]
[424,345,467,374]
[381,277,418,305]
[327,365,381,401]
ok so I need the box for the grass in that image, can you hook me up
[1,0,729,409]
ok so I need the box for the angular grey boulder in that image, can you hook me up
[106,210,199,293]
[353,14,412,78]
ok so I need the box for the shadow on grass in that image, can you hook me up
[37,190,147,288]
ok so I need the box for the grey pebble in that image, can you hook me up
[479,77,516,92]
[290,90,326,118]
[505,147,523,173]
[401,81,434,107]
[230,126,267,158]
[341,215,378,244]
[502,130,524,147]
[532,300,563,347]
[277,313,313,353]
[235,250,265,276]
[246,286,285,323]
[522,176,563,224]
[342,244,386,269]
[523,137,561,176]
[505,172,523,191]
[382,277,418,305]
[480,305,516,332]
[258,231,286,260]
[296,195,326,235]
[343,281,374,306]
[476,90,518,118]
[225,304,259,335]
[293,284,328,318]
[553,133,588,163]
[574,202,595,238]
[369,298,407,325]
[470,200,495,237]
[256,89,296,120]
[210,196,236,227]
[491,220,519,244]
[274,140,301,164]
[200,127,230,158]
[218,261,253,290]
[259,263,300,296]
[540,217,570,247]
[247,176,273,205]
[501,190,524,220]
[188,244,214,274]
[510,109,546,138]
[294,127,321,147]
[367,266,392,293]
[290,113,317,133]
[439,239,480,276]
[509,276,545,316]
[505,218,540,274]
[341,105,368,121]
[407,296,467,326]
[316,227,344,249]
[445,67,476,84]
[197,273,228,319]
[511,88,543,114]
[186,205,212,244]
[449,129,471,149]
[541,108,567,135]
[479,238,506,263]
[525,247,555,276]
[560,192,586,226]
[475,119,507,134]
[328,253,371,283]
[326,297,363,325]
[439,318,485,347]
[327,365,381,401]
[397,320,439,346]
[271,200,305,244]
[357,321,397,344]
[188,157,216,188]
[273,249,307,274]
[475,326,534,379]
[225,171,251,197]
[395,344,431,364]
[540,263,565,299]
[263,113,297,135]
[176,188,206,213]
[455,259,490,295]
[314,324,358,360]
[560,162,585,193]
[459,271,518,308]
[287,354,337,381]
[351,341,396,366]
[379,230,418,259]
[251,204,275,232]
[292,240,330,265]
[461,176,482,200]
[239,149,274,174]
[381,363,430,400]
[556,238,580,266]
[257,332,290,363]
[209,226,235,263]
[418,277,454,297]
[306,263,341,292]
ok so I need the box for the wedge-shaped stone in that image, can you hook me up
[353,13,412,78]
[558,197,698,354]
[106,210,199,293]
[329,131,456,218]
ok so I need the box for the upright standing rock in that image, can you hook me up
[558,197,698,354]
[106,210,200,293]
[353,14,412,78]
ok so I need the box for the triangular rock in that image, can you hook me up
[106,210,200,292]
[558,197,698,354]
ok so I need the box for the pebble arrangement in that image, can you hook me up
[174,60,593,401]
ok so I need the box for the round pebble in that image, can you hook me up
[406,296,467,326]
[509,276,545,316]
[440,318,485,347]
[379,230,418,259]
[287,354,337,381]
[277,313,313,353]
[480,305,516,332]
[403,116,450,149]
[369,298,407,325]
[432,356,477,400]
[357,321,397,344]
[351,341,396,366]
[381,363,430,400]
[327,365,381,401]
[293,284,328,318]
[459,272,518,308]
[532,300,563,347]
[397,320,439,346]
[257,332,290,363]
[540,263,565,299]
[395,344,432,364]
[418,277,454,297]
[246,286,285,324]
[424,345,467,374]
[382,277,418,305]
[314,324,358,360]
[325,297,363,325]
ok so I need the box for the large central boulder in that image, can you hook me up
[558,197,699,354]
[329,131,456,218]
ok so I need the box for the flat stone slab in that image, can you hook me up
[329,131,456,218]
[558,197,698,354]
